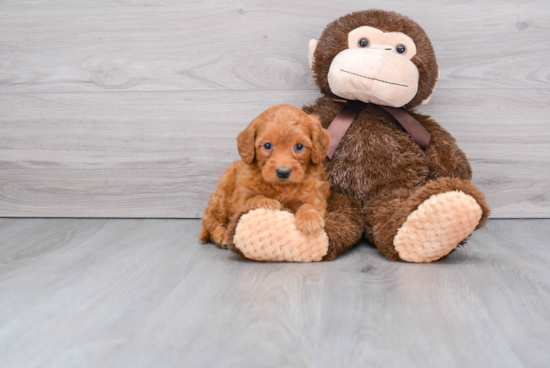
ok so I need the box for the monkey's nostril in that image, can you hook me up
[276,167,291,179]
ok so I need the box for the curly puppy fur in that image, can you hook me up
[200,104,331,248]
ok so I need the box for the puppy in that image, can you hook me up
[199,104,331,248]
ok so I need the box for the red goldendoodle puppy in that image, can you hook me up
[199,104,331,248]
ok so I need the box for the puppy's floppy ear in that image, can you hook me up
[308,114,330,164]
[237,118,258,164]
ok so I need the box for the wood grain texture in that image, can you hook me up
[0,0,548,92]
[0,0,549,218]
[0,218,549,367]
[1,89,549,218]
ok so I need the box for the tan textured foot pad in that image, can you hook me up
[234,209,329,262]
[394,191,483,263]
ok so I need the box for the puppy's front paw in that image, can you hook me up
[295,210,325,235]
[252,198,282,211]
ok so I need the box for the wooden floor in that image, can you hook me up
[1,219,549,367]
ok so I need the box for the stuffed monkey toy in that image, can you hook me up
[225,9,490,262]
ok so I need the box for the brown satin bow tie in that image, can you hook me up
[326,99,431,159]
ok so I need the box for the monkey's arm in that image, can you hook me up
[412,113,472,180]
[302,97,341,130]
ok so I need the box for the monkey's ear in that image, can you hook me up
[308,114,330,164]
[308,39,318,71]
[420,69,440,106]
[237,119,258,164]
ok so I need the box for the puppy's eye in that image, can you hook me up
[263,142,272,150]
[295,143,304,151]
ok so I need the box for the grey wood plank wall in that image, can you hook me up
[0,0,549,218]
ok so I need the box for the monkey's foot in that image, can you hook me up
[233,209,328,262]
[393,191,483,263]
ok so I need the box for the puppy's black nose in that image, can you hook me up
[276,167,291,179]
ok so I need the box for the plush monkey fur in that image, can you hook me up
[311,10,439,109]
[227,9,490,262]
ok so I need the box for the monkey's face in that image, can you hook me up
[309,11,440,109]
[327,26,419,107]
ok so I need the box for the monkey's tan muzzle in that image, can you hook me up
[327,48,419,107]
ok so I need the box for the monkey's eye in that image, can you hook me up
[358,38,369,48]
[396,45,406,54]
[295,143,304,151]
[263,142,272,150]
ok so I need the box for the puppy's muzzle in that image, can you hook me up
[276,167,291,180]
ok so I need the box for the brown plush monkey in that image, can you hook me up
[227,9,490,263]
